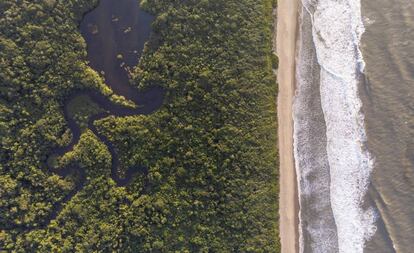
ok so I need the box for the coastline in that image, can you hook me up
[276,0,299,252]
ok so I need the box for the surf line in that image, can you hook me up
[296,0,377,252]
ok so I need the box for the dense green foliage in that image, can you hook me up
[0,0,279,251]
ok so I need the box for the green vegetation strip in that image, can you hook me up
[0,0,279,251]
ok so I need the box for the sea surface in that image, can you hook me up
[362,0,414,252]
[294,0,413,252]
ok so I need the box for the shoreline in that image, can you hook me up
[276,0,299,252]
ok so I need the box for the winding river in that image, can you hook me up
[44,0,163,228]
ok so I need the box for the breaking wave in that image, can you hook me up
[294,0,377,252]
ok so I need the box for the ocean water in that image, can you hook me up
[294,0,380,252]
[294,3,338,252]
[361,0,414,252]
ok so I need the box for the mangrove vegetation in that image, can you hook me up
[0,0,280,251]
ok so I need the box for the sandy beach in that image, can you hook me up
[276,0,299,252]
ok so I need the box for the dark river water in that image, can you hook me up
[361,0,414,252]
[80,0,154,99]
[43,0,163,228]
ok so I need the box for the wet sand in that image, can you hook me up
[276,0,299,252]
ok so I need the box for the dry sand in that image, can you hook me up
[276,0,299,252]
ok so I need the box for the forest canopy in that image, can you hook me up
[0,0,279,251]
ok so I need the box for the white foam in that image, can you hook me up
[294,4,339,252]
[298,0,377,252]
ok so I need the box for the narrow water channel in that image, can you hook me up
[42,0,164,229]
